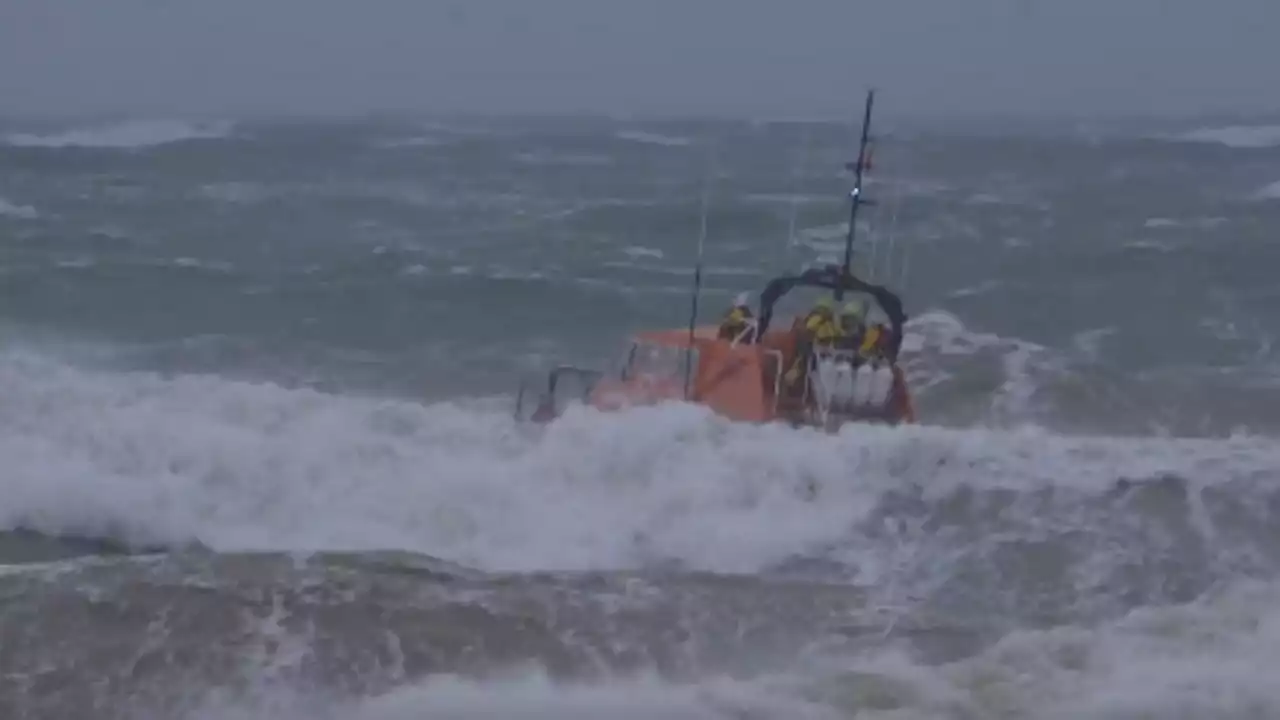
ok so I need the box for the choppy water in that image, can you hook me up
[1,114,1279,718]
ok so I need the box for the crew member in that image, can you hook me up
[785,296,843,389]
[797,296,839,342]
[836,300,868,352]
[717,292,756,343]
[861,322,889,361]
[870,323,894,359]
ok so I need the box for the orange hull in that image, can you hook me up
[515,266,917,431]
[582,324,915,429]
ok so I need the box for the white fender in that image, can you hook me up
[813,358,841,408]
[833,361,856,407]
[870,364,895,406]
[853,362,874,406]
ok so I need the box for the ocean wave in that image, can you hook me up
[327,582,1280,719]
[1168,124,1280,149]
[615,130,693,147]
[1253,180,1280,201]
[3,119,232,149]
[6,551,1280,719]
[0,195,38,219]
[0,350,1274,577]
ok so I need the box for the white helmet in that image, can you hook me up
[733,291,750,308]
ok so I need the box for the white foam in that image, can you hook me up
[621,245,664,260]
[0,351,1275,576]
[191,670,839,720]
[904,310,1038,358]
[906,310,1057,419]
[514,151,613,166]
[744,192,828,205]
[1142,217,1229,229]
[3,119,231,149]
[615,130,692,147]
[198,181,273,205]
[1252,180,1280,200]
[169,257,235,273]
[821,578,1280,718]
[964,192,1010,205]
[947,280,1002,299]
[1124,238,1176,252]
[1171,125,1280,149]
[795,222,850,243]
[357,672,834,720]
[375,136,447,149]
[185,579,1280,719]
[0,195,38,219]
[1071,327,1117,362]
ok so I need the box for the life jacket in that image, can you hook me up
[859,325,881,356]
[718,306,753,340]
[804,312,841,345]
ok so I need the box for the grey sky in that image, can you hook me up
[1,0,1277,119]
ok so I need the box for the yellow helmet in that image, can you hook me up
[813,296,835,312]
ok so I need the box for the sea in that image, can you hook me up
[1,112,1279,719]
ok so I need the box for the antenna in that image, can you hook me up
[682,146,714,400]
[784,125,810,257]
[836,89,876,301]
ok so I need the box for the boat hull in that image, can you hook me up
[516,326,915,430]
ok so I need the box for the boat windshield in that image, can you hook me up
[618,341,696,380]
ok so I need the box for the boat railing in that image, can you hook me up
[514,364,603,421]
[760,348,784,414]
[726,320,759,347]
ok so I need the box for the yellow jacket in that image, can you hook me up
[859,325,880,355]
[805,313,842,345]
[718,307,753,339]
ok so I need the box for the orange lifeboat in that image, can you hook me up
[515,264,916,431]
[514,89,914,431]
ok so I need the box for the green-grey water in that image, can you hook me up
[1,114,1279,718]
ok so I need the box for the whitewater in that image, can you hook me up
[1,114,1278,718]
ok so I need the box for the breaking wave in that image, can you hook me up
[1254,180,1280,200]
[6,549,1280,719]
[614,130,693,147]
[1,330,1278,718]
[2,119,232,149]
[1169,124,1280,149]
[0,195,38,219]
[3,106,1280,720]
[1,347,1275,576]
[177,576,1280,719]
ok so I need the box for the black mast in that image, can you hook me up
[836,89,876,301]
[682,148,713,401]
